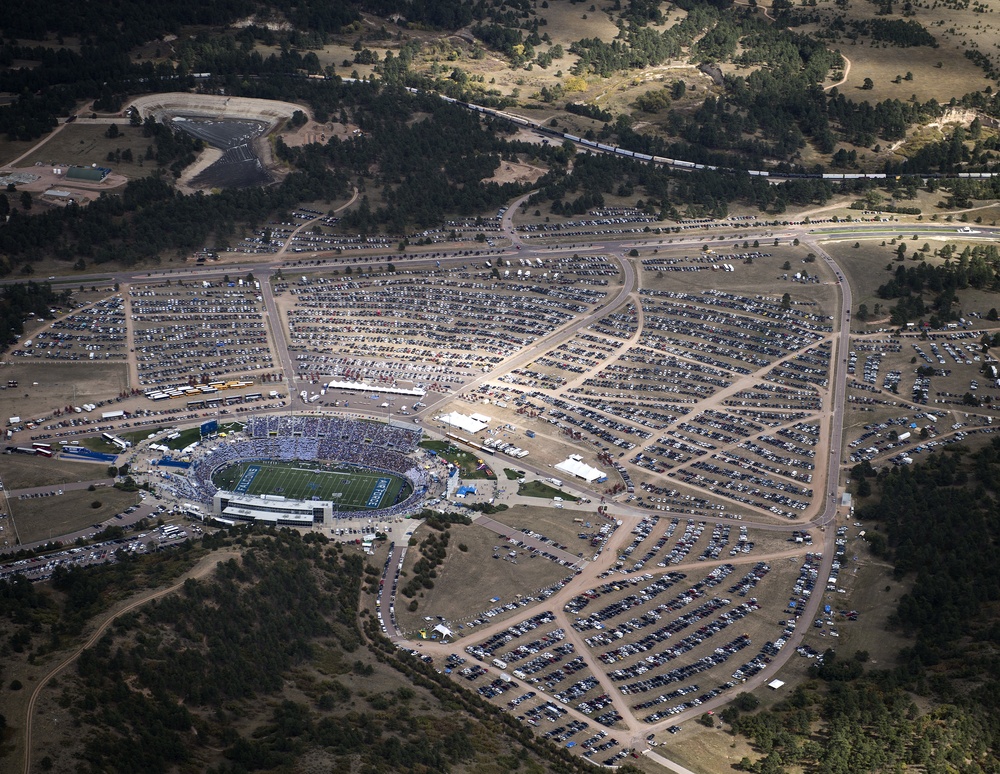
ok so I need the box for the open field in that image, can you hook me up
[827,551,910,669]
[212,460,408,510]
[494,504,598,554]
[0,362,130,428]
[393,520,568,635]
[9,487,137,544]
[8,122,155,180]
[518,480,579,500]
[0,455,110,489]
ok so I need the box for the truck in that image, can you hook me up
[526,430,536,438]
[492,658,508,670]
[548,478,563,488]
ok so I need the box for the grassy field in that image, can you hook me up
[8,487,137,545]
[0,362,129,433]
[393,520,567,635]
[9,123,159,179]
[517,480,579,500]
[212,460,408,511]
[0,455,110,489]
[419,439,496,480]
[165,427,202,450]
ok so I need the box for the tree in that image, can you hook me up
[988,308,998,321]
[862,77,874,90]
[781,292,791,310]
[857,303,869,320]
[107,466,119,478]
[19,191,31,210]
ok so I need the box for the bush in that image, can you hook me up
[90,501,102,509]
[9,679,22,691]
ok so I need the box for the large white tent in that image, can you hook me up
[437,412,489,433]
[555,457,605,483]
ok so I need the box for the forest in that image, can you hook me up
[873,245,1000,325]
[17,527,602,773]
[726,443,1000,773]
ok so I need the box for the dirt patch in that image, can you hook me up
[484,158,547,185]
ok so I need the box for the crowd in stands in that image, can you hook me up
[174,416,426,518]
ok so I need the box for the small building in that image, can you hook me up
[768,679,785,690]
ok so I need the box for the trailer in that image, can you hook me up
[101,410,125,420]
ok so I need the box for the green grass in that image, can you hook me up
[503,468,524,480]
[121,427,164,445]
[212,460,410,511]
[165,427,202,451]
[77,436,121,454]
[517,481,579,500]
[418,440,497,480]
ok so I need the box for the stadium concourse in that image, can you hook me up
[160,415,436,528]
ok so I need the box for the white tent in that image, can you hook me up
[433,623,454,640]
[555,457,605,483]
[437,412,489,433]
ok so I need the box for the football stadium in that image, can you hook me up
[176,416,429,527]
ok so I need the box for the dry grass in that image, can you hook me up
[9,487,137,544]
[0,361,130,432]
[9,123,159,180]
[0,455,109,489]
[393,520,567,636]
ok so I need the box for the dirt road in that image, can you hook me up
[21,549,240,774]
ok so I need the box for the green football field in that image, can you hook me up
[212,460,409,511]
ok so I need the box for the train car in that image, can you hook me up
[564,134,581,142]
[634,152,654,161]
[748,169,770,177]
[675,160,696,169]
[596,143,615,152]
[579,138,599,147]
